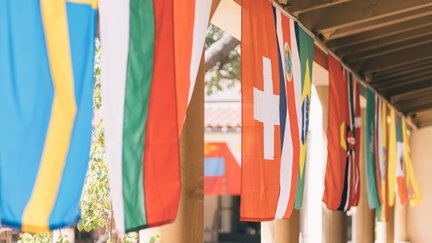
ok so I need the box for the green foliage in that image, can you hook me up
[149,232,161,243]
[18,232,53,243]
[124,232,139,243]
[77,38,112,234]
[205,24,240,95]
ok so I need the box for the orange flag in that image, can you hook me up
[324,55,349,210]
[241,0,282,221]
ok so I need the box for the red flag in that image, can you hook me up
[241,0,282,221]
[323,54,349,210]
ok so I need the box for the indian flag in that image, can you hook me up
[99,0,211,233]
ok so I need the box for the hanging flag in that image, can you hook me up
[396,115,409,205]
[204,142,241,195]
[401,119,422,206]
[376,99,389,222]
[364,89,381,209]
[100,0,180,232]
[294,22,315,209]
[273,7,301,220]
[387,107,397,206]
[347,73,361,208]
[324,57,361,212]
[324,55,349,211]
[0,0,97,232]
[174,0,213,135]
[241,0,282,221]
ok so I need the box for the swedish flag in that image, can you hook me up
[0,0,97,232]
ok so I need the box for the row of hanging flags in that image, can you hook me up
[0,0,423,234]
[364,89,422,221]
[241,0,314,220]
[323,55,422,220]
[0,0,212,233]
[241,0,421,222]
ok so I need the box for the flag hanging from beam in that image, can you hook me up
[241,0,312,221]
[401,118,422,206]
[241,0,283,221]
[376,98,389,222]
[100,0,212,233]
[273,7,301,220]
[0,0,97,232]
[324,55,349,211]
[174,0,213,135]
[364,88,381,209]
[387,107,398,206]
[324,56,361,212]
[294,20,315,210]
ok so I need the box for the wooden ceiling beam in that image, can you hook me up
[375,69,432,89]
[281,0,350,16]
[370,61,432,82]
[322,6,432,40]
[385,79,432,98]
[336,26,432,57]
[391,87,432,103]
[350,41,432,74]
[298,0,432,33]
[326,16,432,48]
[345,36,432,64]
[403,102,432,115]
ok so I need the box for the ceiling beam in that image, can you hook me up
[282,0,350,15]
[385,79,432,98]
[370,61,432,82]
[298,0,432,33]
[345,36,432,64]
[391,87,432,103]
[402,102,432,115]
[350,41,432,74]
[326,15,432,48]
[335,26,432,57]
[322,6,432,40]
[375,69,432,89]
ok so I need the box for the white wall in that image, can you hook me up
[407,126,432,243]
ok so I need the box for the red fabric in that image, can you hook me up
[241,0,281,221]
[144,0,181,227]
[205,177,225,195]
[323,55,349,210]
[204,142,241,195]
[279,11,300,219]
[173,0,195,135]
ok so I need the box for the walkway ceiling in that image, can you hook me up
[280,0,432,128]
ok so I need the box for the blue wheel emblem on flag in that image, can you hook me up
[301,96,310,144]
[284,42,293,82]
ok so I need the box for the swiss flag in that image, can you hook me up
[241,0,282,221]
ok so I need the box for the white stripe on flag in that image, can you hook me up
[188,0,212,103]
[291,20,302,145]
[99,0,129,234]
[274,9,293,219]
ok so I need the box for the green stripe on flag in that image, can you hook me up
[122,0,155,230]
[365,88,380,209]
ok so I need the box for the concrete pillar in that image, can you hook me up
[261,210,300,243]
[352,109,375,243]
[386,207,395,243]
[160,58,205,243]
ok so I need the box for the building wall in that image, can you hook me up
[407,125,432,243]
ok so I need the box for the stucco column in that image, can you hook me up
[261,210,300,243]
[352,109,375,243]
[160,58,205,243]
